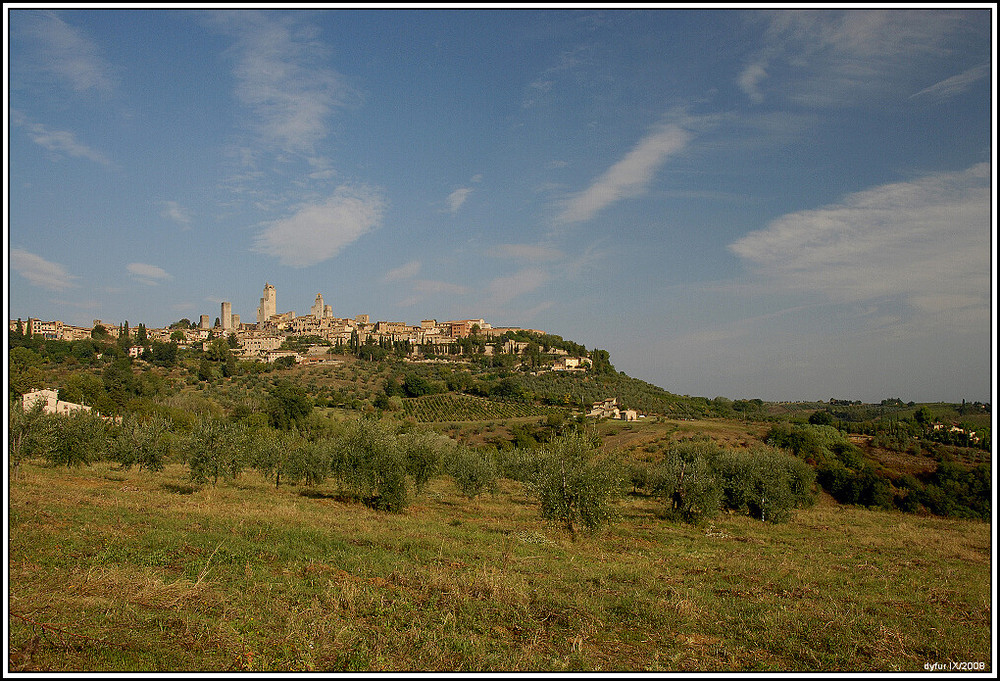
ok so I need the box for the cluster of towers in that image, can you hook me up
[196,306,239,331]
[200,284,331,334]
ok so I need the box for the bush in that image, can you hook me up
[444,445,498,499]
[715,447,816,523]
[916,462,991,521]
[112,414,170,472]
[530,432,625,538]
[649,453,722,523]
[332,418,409,511]
[495,446,547,484]
[400,430,450,493]
[266,382,313,430]
[47,410,110,468]
[286,438,333,487]
[185,419,248,485]
[9,399,56,473]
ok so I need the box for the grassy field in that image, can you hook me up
[7,458,992,673]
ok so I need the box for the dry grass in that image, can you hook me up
[7,459,993,673]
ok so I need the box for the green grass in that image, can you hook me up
[8,460,992,672]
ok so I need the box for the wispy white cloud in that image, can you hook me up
[522,45,594,109]
[20,10,116,93]
[729,163,991,328]
[555,122,691,225]
[736,61,768,104]
[253,185,386,267]
[16,118,111,166]
[211,11,356,156]
[739,10,969,107]
[446,187,473,215]
[412,280,469,296]
[385,260,421,282]
[127,263,173,286]
[486,267,551,306]
[159,201,192,228]
[50,298,100,311]
[11,248,79,291]
[910,64,990,101]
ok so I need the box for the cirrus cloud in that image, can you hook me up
[729,163,991,325]
[446,187,473,215]
[127,263,173,286]
[11,248,79,291]
[159,200,192,228]
[738,10,972,107]
[19,10,116,93]
[555,122,692,225]
[910,64,990,101]
[384,260,421,282]
[252,185,386,268]
[210,10,357,156]
[15,116,111,166]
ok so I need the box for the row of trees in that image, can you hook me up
[10,396,824,538]
[627,440,817,524]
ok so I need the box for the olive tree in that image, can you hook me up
[186,418,249,485]
[112,414,171,472]
[715,446,816,523]
[530,432,625,539]
[48,409,110,468]
[649,452,723,523]
[444,445,498,499]
[400,430,451,493]
[332,418,408,511]
[9,398,56,474]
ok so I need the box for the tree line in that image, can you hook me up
[766,423,990,521]
[10,393,828,538]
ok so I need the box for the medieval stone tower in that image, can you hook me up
[257,282,276,327]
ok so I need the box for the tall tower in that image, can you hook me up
[257,282,276,327]
[221,302,232,332]
[311,293,325,320]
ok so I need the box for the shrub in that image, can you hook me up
[649,453,722,523]
[495,446,546,484]
[530,432,625,538]
[47,410,111,468]
[332,418,409,511]
[112,414,170,472]
[9,399,56,474]
[265,382,313,430]
[400,430,450,493]
[185,418,248,485]
[286,438,333,487]
[248,427,329,487]
[444,445,498,499]
[715,446,816,523]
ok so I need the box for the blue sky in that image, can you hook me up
[5,8,995,403]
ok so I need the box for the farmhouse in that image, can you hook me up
[588,397,641,421]
[21,389,92,417]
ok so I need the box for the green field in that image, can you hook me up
[400,393,566,423]
[7,458,991,673]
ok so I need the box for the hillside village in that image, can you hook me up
[11,282,643,420]
[8,282,605,369]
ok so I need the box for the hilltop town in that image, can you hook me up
[9,281,594,371]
